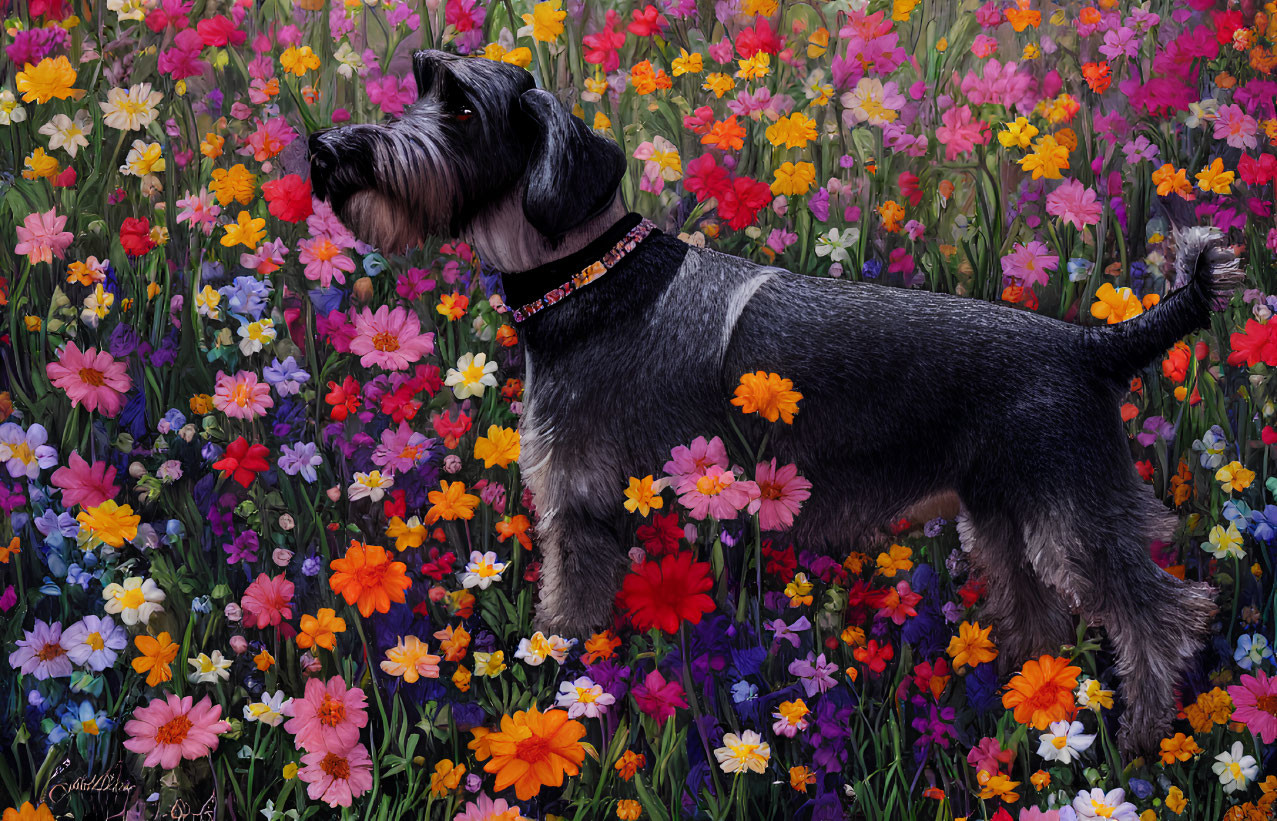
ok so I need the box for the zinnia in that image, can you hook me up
[618,551,715,633]
[46,342,132,416]
[241,573,295,630]
[123,694,230,769]
[754,459,811,531]
[482,706,586,800]
[1003,654,1081,729]
[1227,670,1277,743]
[329,541,411,617]
[349,305,435,371]
[298,742,373,808]
[284,675,369,753]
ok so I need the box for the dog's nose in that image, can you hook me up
[309,130,338,199]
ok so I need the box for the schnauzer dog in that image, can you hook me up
[310,50,1243,753]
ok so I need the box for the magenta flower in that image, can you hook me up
[123,694,230,769]
[1000,241,1058,289]
[49,451,119,508]
[15,208,73,265]
[632,669,688,725]
[46,342,133,416]
[1046,179,1103,231]
[241,573,295,630]
[1228,670,1277,743]
[754,459,811,531]
[934,105,990,161]
[285,676,369,753]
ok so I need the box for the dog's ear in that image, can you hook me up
[519,88,626,242]
[413,50,441,95]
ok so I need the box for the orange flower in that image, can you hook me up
[436,292,469,321]
[1090,283,1145,324]
[732,371,802,423]
[614,750,645,780]
[878,200,905,232]
[1152,163,1194,199]
[131,632,179,686]
[483,706,587,800]
[583,631,621,664]
[425,480,480,524]
[1004,0,1040,31]
[495,515,532,550]
[1002,654,1081,729]
[297,608,346,651]
[434,623,471,662]
[0,537,20,563]
[329,541,412,617]
[701,116,746,151]
[1081,62,1111,94]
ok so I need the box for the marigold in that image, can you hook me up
[732,371,802,423]
[483,706,586,800]
[701,116,746,151]
[946,621,998,671]
[1002,654,1080,729]
[16,56,79,104]
[328,541,412,617]
[77,500,140,548]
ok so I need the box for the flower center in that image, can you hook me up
[320,752,351,780]
[372,331,401,352]
[37,641,66,661]
[695,473,730,496]
[83,718,100,735]
[318,695,347,727]
[1051,736,1068,749]
[1256,694,1277,716]
[119,588,147,609]
[516,735,551,764]
[759,481,784,501]
[86,631,105,651]
[156,715,193,745]
[78,367,106,387]
[1090,802,1115,819]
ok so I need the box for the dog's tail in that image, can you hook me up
[1085,227,1243,381]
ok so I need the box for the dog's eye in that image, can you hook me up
[456,108,474,122]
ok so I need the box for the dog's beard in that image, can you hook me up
[342,189,428,255]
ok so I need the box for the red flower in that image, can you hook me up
[28,0,67,19]
[583,10,626,72]
[383,489,407,519]
[409,363,443,396]
[53,167,76,188]
[958,577,986,608]
[853,639,894,674]
[761,542,796,583]
[261,174,313,223]
[1135,460,1155,481]
[717,176,773,230]
[380,387,422,423]
[1212,9,1243,44]
[898,172,922,207]
[1228,320,1277,368]
[636,512,683,558]
[212,437,270,487]
[119,218,155,257]
[420,547,457,581]
[1239,153,1277,187]
[736,18,782,58]
[618,552,715,634]
[196,15,246,47]
[1162,342,1190,383]
[626,4,667,37]
[682,106,716,136]
[684,154,730,202]
[325,376,361,421]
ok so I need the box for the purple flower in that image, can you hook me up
[788,652,838,697]
[224,530,260,564]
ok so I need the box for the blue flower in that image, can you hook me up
[730,680,758,704]
[218,275,273,319]
[263,356,310,396]
[1235,633,1274,671]
[279,442,321,483]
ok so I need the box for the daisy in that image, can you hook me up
[753,459,811,531]
[460,551,507,590]
[212,370,274,420]
[8,619,72,680]
[714,730,771,774]
[100,83,164,131]
[445,352,499,399]
[15,207,73,265]
[188,651,233,684]
[555,676,615,719]
[123,694,230,769]
[380,635,441,683]
[244,690,292,726]
[61,615,127,671]
[1035,719,1095,765]
[46,342,132,416]
[1212,741,1259,793]
[284,676,369,753]
[349,306,435,371]
[38,110,92,157]
[102,576,166,626]
[0,422,58,479]
[349,470,394,502]
[298,742,373,808]
[1228,671,1277,743]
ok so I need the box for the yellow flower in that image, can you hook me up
[1160,733,1203,764]
[771,161,816,196]
[280,45,320,76]
[742,0,777,14]
[474,426,521,468]
[522,0,566,42]
[1196,157,1234,195]
[807,28,829,59]
[784,572,813,607]
[77,500,140,548]
[1166,786,1187,815]
[1216,460,1255,493]
[736,52,770,81]
[200,132,225,159]
[1022,43,1041,60]
[1018,134,1069,180]
[474,650,506,677]
[16,56,79,104]
[977,771,1020,803]
[480,43,533,67]
[765,112,818,149]
[282,763,298,780]
[892,0,920,21]
[623,476,664,517]
[946,621,998,671]
[998,117,1040,150]
[221,211,267,250]
[385,516,428,551]
[452,665,472,692]
[731,371,802,423]
[672,49,703,76]
[702,73,735,99]
[875,543,913,577]
[209,164,257,206]
[593,112,611,130]
[1090,283,1144,324]
[23,147,59,180]
[122,140,165,177]
[24,316,42,332]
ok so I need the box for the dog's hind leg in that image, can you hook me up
[957,507,1076,672]
[1023,495,1216,755]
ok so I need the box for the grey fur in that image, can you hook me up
[310,51,1244,756]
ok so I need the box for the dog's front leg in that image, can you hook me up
[532,499,628,637]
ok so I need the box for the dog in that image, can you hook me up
[309,49,1244,754]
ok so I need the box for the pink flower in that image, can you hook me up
[241,573,295,630]
[364,73,417,116]
[46,342,132,416]
[754,459,811,531]
[967,736,1014,776]
[212,370,274,420]
[349,306,435,371]
[176,187,221,235]
[285,676,369,753]
[299,742,373,808]
[1045,179,1103,231]
[971,34,998,58]
[15,208,74,265]
[631,669,687,725]
[676,464,760,521]
[454,794,521,821]
[123,694,230,769]
[1213,104,1259,150]
[50,451,119,508]
[372,421,432,473]
[298,235,357,287]
[662,436,729,488]
[1228,670,1277,743]
[934,105,990,161]
[958,59,1037,114]
[1000,241,1058,289]
[7,619,72,680]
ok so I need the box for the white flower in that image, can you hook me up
[514,631,575,666]
[348,470,394,502]
[196,285,223,319]
[188,651,233,684]
[0,89,28,125]
[1185,99,1219,130]
[554,676,615,719]
[100,83,164,130]
[1235,633,1274,671]
[444,352,498,400]
[333,42,365,79]
[244,690,292,726]
[460,550,506,590]
[102,577,166,626]
[38,111,92,158]
[1071,787,1137,821]
[1212,741,1259,793]
[237,318,277,355]
[1035,720,1095,765]
[814,227,858,263]
[713,730,771,774]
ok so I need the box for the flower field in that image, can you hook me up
[3,0,1277,818]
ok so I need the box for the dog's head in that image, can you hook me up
[308,50,627,255]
